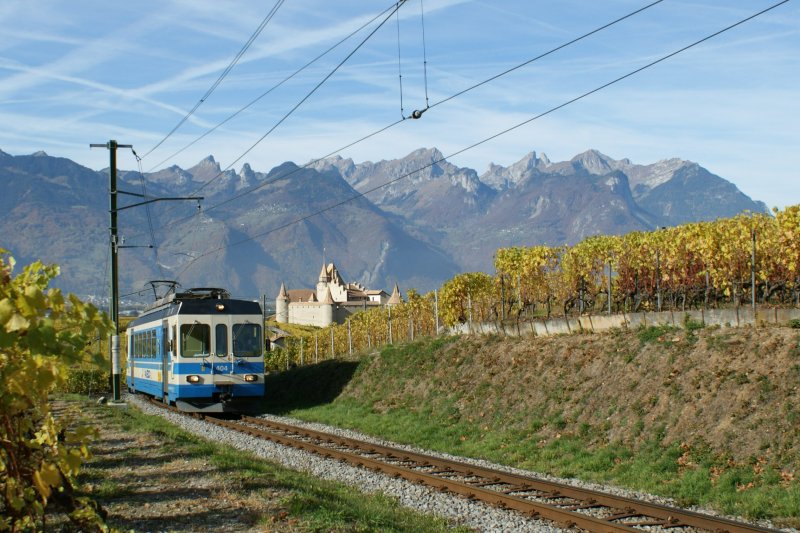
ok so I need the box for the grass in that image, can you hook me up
[259,336,800,526]
[65,395,466,533]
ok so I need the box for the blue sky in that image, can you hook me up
[1,0,797,209]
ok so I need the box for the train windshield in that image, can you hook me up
[232,323,261,358]
[215,324,228,356]
[180,323,210,357]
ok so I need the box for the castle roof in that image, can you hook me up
[387,283,402,305]
[319,262,330,282]
[277,282,288,301]
[287,289,316,303]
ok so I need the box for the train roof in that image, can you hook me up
[128,289,262,328]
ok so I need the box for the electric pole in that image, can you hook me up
[90,140,130,402]
[91,139,202,403]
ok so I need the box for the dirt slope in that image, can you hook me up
[343,324,800,466]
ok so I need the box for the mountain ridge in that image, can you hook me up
[0,147,768,304]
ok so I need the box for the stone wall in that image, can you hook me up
[449,307,800,337]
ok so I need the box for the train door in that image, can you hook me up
[128,333,134,391]
[161,321,169,402]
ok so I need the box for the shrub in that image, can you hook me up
[59,368,109,395]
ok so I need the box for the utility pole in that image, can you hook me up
[90,140,130,402]
[91,140,202,403]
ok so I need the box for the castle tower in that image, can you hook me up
[387,283,402,306]
[316,262,330,303]
[275,282,289,324]
[320,286,334,327]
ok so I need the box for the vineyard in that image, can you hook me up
[0,250,112,531]
[268,205,800,370]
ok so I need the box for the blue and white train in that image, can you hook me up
[126,287,265,412]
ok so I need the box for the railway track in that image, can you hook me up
[147,400,778,533]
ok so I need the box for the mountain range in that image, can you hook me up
[0,147,768,305]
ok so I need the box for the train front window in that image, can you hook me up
[232,323,261,357]
[215,324,228,356]
[180,323,210,357]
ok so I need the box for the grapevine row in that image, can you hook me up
[268,206,800,369]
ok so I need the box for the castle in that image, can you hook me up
[275,261,402,327]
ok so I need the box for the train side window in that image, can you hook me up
[215,324,228,356]
[135,332,141,359]
[180,323,210,357]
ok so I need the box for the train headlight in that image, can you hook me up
[186,375,201,383]
[244,374,258,382]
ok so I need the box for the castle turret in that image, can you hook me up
[319,262,330,282]
[276,282,289,324]
[387,283,402,306]
[320,286,334,327]
[316,262,330,303]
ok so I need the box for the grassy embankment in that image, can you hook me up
[63,396,465,532]
[262,323,800,527]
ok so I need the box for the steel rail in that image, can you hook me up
[242,417,775,533]
[215,415,639,532]
[143,399,778,533]
[232,415,777,533]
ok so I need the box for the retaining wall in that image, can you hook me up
[449,307,800,339]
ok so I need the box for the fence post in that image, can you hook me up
[409,317,413,341]
[300,337,304,366]
[388,306,393,344]
[347,319,352,355]
[434,289,440,334]
[656,250,662,312]
[314,333,318,364]
[330,328,334,359]
[607,261,612,315]
[500,274,506,321]
[467,293,473,328]
[751,229,757,313]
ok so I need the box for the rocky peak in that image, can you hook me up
[239,163,255,180]
[570,149,615,175]
[237,163,257,189]
[624,157,690,192]
[480,150,549,190]
[187,155,222,181]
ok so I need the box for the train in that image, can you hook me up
[125,287,265,412]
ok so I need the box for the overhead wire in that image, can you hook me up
[396,6,405,119]
[122,0,408,254]
[169,0,789,284]
[132,0,668,237]
[141,0,287,160]
[145,1,401,173]
[131,148,167,279]
[123,0,408,247]
[420,0,430,111]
